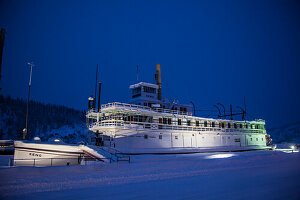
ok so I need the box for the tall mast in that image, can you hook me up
[94,64,98,107]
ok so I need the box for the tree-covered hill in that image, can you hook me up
[0,95,88,143]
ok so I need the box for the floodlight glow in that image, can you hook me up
[54,139,60,142]
[290,145,295,150]
[205,153,235,159]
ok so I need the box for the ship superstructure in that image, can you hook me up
[86,64,272,154]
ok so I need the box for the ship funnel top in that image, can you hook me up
[155,64,162,100]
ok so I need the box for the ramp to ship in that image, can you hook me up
[80,145,108,163]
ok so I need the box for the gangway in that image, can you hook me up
[91,146,130,163]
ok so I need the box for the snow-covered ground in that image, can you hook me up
[0,149,299,200]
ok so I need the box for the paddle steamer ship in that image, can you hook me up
[86,64,273,154]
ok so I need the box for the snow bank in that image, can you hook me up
[0,150,299,200]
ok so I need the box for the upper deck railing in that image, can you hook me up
[99,102,193,116]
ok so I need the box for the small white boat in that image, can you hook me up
[13,140,106,167]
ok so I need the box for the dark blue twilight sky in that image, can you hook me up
[0,0,300,128]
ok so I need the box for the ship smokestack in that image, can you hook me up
[155,64,162,100]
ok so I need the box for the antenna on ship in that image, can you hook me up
[94,64,98,108]
[136,65,139,82]
[243,96,247,120]
[230,104,233,120]
[98,82,101,112]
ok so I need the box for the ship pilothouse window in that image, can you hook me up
[168,118,172,125]
[212,122,215,127]
[143,86,156,94]
[204,121,208,127]
[196,121,200,127]
[132,87,141,98]
[234,123,237,129]
[228,123,231,128]
[240,124,243,129]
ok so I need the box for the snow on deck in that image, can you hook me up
[0,150,300,200]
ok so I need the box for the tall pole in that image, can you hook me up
[97,82,102,112]
[94,64,98,109]
[0,29,5,86]
[23,62,34,140]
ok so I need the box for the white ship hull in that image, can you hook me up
[94,125,272,154]
[13,141,84,166]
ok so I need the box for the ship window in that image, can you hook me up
[228,123,231,128]
[178,119,182,125]
[245,124,248,129]
[235,138,240,142]
[262,138,263,141]
[196,121,199,127]
[163,118,167,124]
[204,121,208,127]
[222,123,225,128]
[228,137,230,139]
[240,124,243,128]
[144,134,148,139]
[175,136,178,139]
[144,103,147,106]
[158,125,162,129]
[143,86,156,94]
[250,138,252,141]
[212,122,215,127]
[145,124,151,129]
[168,118,172,125]
[159,118,162,123]
[132,87,141,98]
[183,108,187,112]
[256,138,258,141]
[159,135,162,139]
[187,120,191,126]
[139,116,143,122]
[234,123,237,129]
[255,125,259,129]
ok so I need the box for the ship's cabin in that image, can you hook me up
[129,82,193,114]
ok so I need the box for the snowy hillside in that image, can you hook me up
[268,121,300,144]
[0,95,89,143]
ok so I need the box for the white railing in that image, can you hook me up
[100,102,193,116]
[88,120,266,134]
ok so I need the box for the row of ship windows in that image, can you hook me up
[101,114,264,129]
[143,134,264,142]
[159,118,264,130]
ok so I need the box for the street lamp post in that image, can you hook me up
[23,62,34,140]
